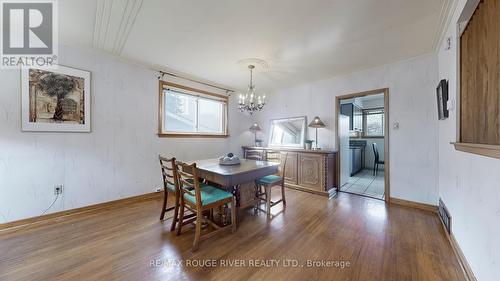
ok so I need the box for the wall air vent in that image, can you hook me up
[438,198,452,234]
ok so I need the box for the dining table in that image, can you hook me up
[189,158,279,212]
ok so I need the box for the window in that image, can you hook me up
[159,81,228,137]
[363,108,384,137]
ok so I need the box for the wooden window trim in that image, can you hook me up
[453,0,500,159]
[158,81,229,138]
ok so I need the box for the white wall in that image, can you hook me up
[232,54,439,205]
[437,1,500,280]
[0,46,440,224]
[0,45,240,223]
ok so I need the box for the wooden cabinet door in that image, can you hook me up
[298,154,325,190]
[282,153,298,184]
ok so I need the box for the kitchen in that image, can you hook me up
[338,92,386,200]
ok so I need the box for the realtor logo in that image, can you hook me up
[1,0,58,68]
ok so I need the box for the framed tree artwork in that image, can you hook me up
[21,65,91,132]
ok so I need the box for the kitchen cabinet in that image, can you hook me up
[350,147,363,176]
[340,103,363,131]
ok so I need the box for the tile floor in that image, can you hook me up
[340,168,385,200]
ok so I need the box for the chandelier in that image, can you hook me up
[238,65,266,114]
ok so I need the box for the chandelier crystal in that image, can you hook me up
[238,65,266,114]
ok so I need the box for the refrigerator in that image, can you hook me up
[339,114,350,188]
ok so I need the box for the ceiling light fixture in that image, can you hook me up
[238,65,266,114]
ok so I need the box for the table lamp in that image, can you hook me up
[249,123,262,146]
[308,116,326,150]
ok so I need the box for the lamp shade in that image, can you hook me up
[249,123,261,131]
[308,116,326,128]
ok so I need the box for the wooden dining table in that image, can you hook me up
[190,158,279,210]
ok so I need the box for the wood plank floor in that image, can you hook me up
[0,190,466,281]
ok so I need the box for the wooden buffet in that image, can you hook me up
[242,146,338,197]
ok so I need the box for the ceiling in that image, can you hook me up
[59,0,454,92]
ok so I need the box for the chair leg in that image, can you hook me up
[176,200,185,236]
[192,209,202,251]
[209,208,214,221]
[231,198,237,233]
[373,163,376,176]
[253,183,259,213]
[266,185,272,220]
[160,189,168,220]
[170,192,180,231]
[261,185,267,200]
[281,182,286,207]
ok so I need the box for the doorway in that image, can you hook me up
[335,89,390,202]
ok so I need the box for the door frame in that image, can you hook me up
[335,88,390,203]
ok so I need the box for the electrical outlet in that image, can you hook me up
[54,185,63,195]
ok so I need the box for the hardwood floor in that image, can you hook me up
[0,190,466,281]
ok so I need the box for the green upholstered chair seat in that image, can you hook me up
[183,184,233,206]
[258,175,283,185]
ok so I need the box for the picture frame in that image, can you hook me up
[21,65,91,132]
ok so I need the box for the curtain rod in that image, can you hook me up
[157,71,235,93]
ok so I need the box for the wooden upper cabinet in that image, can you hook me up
[459,0,500,145]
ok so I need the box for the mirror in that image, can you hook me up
[268,116,307,148]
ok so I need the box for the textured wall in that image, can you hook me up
[232,54,439,205]
[0,46,440,224]
[0,45,240,223]
[437,0,500,280]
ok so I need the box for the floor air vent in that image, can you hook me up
[438,198,452,234]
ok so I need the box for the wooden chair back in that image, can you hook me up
[245,149,263,160]
[372,143,380,162]
[159,156,178,192]
[266,150,281,163]
[174,161,203,207]
[278,152,288,178]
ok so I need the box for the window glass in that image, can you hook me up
[162,88,226,135]
[198,98,223,133]
[364,109,384,136]
[164,90,197,132]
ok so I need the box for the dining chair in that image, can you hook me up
[158,155,180,231]
[175,161,236,251]
[245,149,263,160]
[372,143,384,176]
[265,150,281,162]
[255,152,288,219]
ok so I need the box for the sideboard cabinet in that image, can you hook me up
[242,146,337,197]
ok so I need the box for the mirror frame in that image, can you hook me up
[268,116,307,148]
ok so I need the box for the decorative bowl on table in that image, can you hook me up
[218,153,241,165]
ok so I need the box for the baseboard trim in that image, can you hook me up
[439,220,477,281]
[389,197,438,213]
[0,192,162,232]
